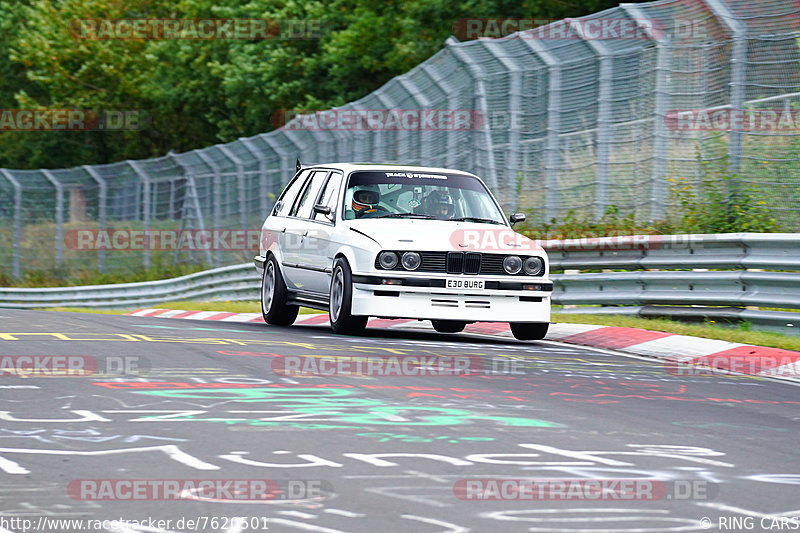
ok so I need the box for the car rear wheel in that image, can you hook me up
[261,256,299,326]
[510,322,549,340]
[431,320,467,333]
[329,258,367,335]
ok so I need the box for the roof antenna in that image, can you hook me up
[296,159,302,172]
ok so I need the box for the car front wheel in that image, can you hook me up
[510,322,549,341]
[261,255,299,326]
[329,258,368,335]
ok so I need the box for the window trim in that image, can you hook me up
[273,168,310,218]
[289,169,330,220]
[310,170,344,226]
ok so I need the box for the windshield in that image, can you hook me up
[343,170,506,224]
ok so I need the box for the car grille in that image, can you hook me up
[376,251,542,276]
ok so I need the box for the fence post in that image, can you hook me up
[170,154,213,267]
[703,0,747,175]
[446,38,499,189]
[41,170,64,268]
[420,62,460,169]
[194,151,223,267]
[82,166,108,273]
[127,161,151,270]
[571,20,614,219]
[374,91,402,162]
[260,134,293,188]
[483,40,524,211]
[521,38,562,223]
[217,145,249,231]
[621,4,673,221]
[0,169,22,279]
[239,138,270,217]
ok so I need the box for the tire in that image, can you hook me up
[261,255,299,326]
[510,322,549,341]
[431,320,467,334]
[329,258,368,335]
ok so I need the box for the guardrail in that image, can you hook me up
[1,233,798,335]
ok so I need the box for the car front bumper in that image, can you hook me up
[351,273,551,323]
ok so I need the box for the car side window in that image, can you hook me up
[273,169,310,217]
[291,170,329,218]
[314,172,343,221]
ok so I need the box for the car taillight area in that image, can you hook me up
[374,251,545,276]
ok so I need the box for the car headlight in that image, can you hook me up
[523,256,544,275]
[401,251,421,271]
[503,255,522,274]
[378,251,398,269]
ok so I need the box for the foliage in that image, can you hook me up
[517,205,667,240]
[0,259,209,288]
[0,0,643,169]
[668,174,780,234]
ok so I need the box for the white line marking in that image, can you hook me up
[401,515,470,532]
[324,509,365,518]
[278,511,318,519]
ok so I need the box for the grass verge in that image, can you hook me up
[33,302,800,351]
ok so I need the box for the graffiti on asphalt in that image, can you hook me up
[124,387,560,428]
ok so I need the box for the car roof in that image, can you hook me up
[302,162,481,178]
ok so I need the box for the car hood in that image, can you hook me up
[347,219,544,255]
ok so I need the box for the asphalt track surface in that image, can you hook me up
[0,309,798,533]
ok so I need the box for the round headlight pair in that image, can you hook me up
[503,255,544,275]
[378,251,421,271]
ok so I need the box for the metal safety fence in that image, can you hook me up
[1,0,799,279]
[1,233,797,335]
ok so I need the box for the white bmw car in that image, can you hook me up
[254,163,552,340]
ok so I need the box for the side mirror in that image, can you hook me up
[510,213,526,225]
[314,204,332,216]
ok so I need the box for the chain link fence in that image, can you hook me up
[1,0,798,279]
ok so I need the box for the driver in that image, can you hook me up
[422,190,454,219]
[351,185,382,218]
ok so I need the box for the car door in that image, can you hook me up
[297,170,343,294]
[281,169,330,291]
[264,167,308,261]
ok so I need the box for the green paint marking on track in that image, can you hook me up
[131,387,561,428]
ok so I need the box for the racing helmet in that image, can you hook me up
[351,185,381,215]
[423,190,454,219]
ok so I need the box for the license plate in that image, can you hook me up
[446,279,485,290]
